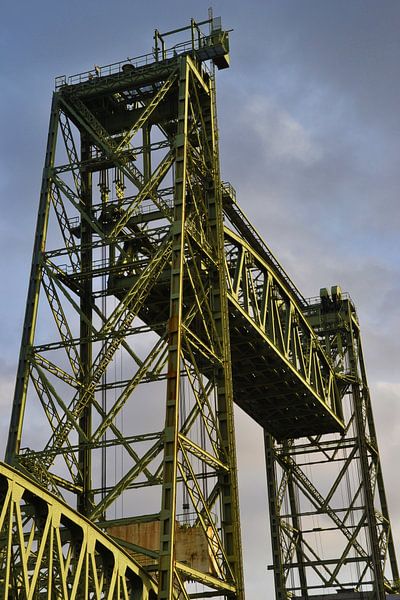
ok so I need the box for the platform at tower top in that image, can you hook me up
[55,16,230,90]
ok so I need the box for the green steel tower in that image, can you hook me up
[1,15,398,600]
[266,288,400,600]
[4,18,244,599]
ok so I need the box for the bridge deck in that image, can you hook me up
[110,265,343,441]
[228,306,343,439]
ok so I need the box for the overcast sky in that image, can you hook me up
[1,1,400,595]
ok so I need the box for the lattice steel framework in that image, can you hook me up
[4,18,245,600]
[266,290,399,600]
[2,14,398,600]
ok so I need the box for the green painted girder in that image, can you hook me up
[223,226,344,439]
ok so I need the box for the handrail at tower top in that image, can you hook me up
[55,15,230,90]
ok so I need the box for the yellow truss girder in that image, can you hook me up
[0,462,158,599]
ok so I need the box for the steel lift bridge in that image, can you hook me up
[1,16,398,600]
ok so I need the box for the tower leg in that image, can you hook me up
[158,56,189,600]
[78,135,93,516]
[5,96,59,465]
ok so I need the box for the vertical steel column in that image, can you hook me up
[286,455,308,599]
[352,384,385,599]
[143,123,152,183]
[78,135,93,516]
[5,95,59,465]
[207,73,245,598]
[358,349,400,587]
[158,56,189,600]
[264,432,287,600]
[346,304,388,600]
